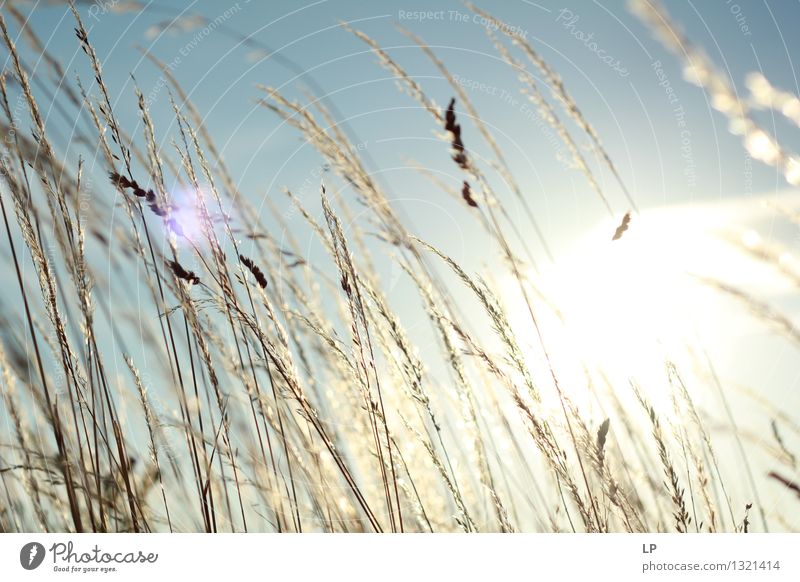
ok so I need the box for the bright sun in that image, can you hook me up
[502,198,795,413]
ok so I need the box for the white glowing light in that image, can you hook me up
[745,130,780,164]
[501,198,797,413]
[742,229,761,249]
[166,186,215,246]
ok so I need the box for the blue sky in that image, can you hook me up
[5,0,800,374]
[4,0,800,531]
[14,0,800,250]
[10,0,800,398]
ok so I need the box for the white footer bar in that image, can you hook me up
[1,533,797,581]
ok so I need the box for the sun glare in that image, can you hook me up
[504,203,788,412]
[167,185,217,246]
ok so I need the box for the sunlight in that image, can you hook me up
[504,200,793,413]
[7,0,800,537]
[166,185,219,246]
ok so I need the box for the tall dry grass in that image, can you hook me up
[0,0,797,533]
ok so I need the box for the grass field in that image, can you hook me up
[0,0,798,533]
